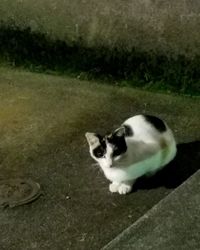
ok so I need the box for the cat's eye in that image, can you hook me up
[113,145,120,157]
[93,146,105,158]
[96,150,104,158]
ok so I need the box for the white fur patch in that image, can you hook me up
[86,115,177,195]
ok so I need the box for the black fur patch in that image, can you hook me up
[107,133,127,157]
[93,134,106,158]
[124,124,134,137]
[95,134,106,147]
[93,145,106,158]
[144,115,167,132]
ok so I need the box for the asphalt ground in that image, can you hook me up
[0,67,199,250]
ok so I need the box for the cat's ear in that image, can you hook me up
[85,132,100,146]
[114,126,125,137]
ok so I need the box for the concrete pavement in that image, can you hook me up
[0,67,199,249]
[103,170,200,250]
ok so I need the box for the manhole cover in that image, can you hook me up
[0,178,41,208]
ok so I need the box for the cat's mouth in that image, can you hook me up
[104,164,113,168]
[97,162,112,169]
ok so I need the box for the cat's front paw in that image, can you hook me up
[109,182,119,193]
[118,183,132,195]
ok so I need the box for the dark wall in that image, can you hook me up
[0,0,200,58]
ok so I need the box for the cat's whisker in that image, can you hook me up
[91,163,99,167]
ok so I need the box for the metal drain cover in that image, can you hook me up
[0,178,41,208]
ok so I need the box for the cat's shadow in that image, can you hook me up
[133,141,200,190]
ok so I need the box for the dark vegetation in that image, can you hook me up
[0,24,199,95]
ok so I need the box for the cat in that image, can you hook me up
[85,114,177,195]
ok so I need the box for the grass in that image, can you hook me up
[0,23,199,96]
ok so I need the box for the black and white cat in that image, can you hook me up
[85,114,177,195]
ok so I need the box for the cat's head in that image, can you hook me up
[85,127,127,168]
